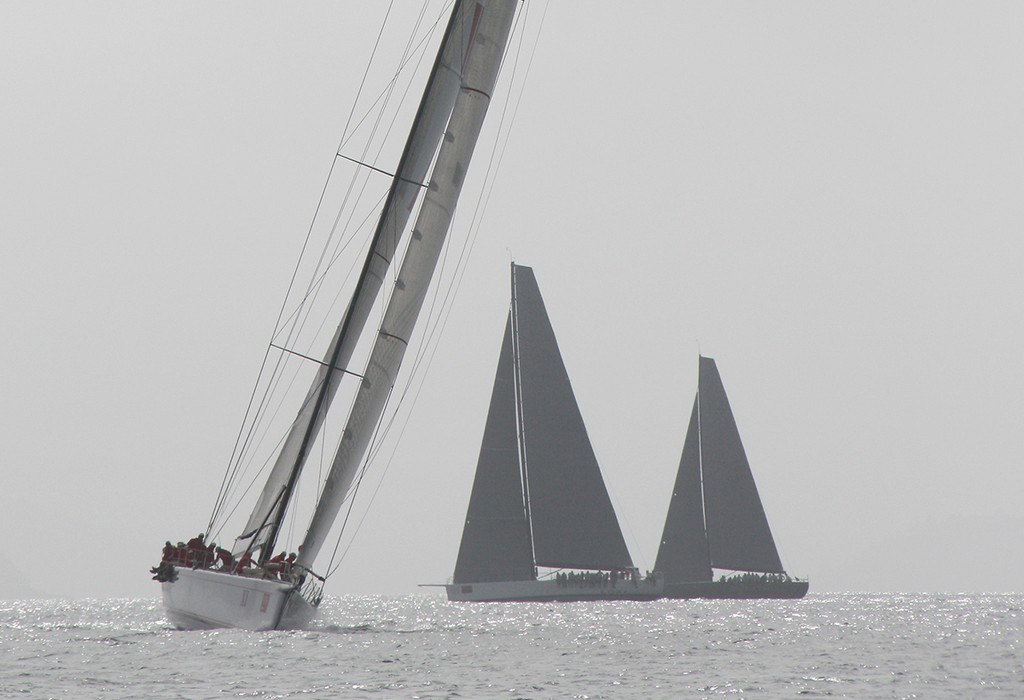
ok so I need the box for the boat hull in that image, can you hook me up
[445,577,663,603]
[161,567,317,630]
[662,579,809,600]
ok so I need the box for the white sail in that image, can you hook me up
[234,3,498,558]
[297,0,519,569]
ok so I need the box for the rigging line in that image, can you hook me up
[232,193,383,498]
[209,5,392,524]
[338,0,396,147]
[269,343,366,379]
[210,401,304,542]
[335,1,452,156]
[212,2,448,529]
[271,0,429,374]
[334,152,429,187]
[252,2,462,555]
[214,345,322,524]
[269,191,386,348]
[282,3,435,353]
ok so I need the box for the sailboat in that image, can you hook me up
[655,356,808,599]
[154,1,522,630]
[445,264,663,602]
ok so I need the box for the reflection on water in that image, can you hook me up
[1,594,1021,698]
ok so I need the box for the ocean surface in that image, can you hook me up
[1,593,1020,698]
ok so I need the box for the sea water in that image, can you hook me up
[1,594,1020,698]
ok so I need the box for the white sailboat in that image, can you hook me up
[445,264,663,602]
[655,356,808,599]
[155,0,522,631]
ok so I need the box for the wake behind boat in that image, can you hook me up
[655,356,808,599]
[153,0,522,631]
[444,264,662,603]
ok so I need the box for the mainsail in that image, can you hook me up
[453,264,634,584]
[233,3,495,559]
[296,1,519,570]
[655,356,784,581]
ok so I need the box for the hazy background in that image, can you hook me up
[2,1,1022,600]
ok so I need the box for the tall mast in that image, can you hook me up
[256,3,471,564]
[697,355,713,571]
[295,0,520,570]
[510,264,538,572]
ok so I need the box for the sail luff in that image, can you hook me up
[232,3,484,559]
[296,0,519,570]
[509,264,537,570]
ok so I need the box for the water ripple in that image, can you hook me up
[0,593,1021,698]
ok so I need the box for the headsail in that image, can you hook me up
[297,0,519,570]
[453,316,535,584]
[698,356,784,573]
[512,265,633,572]
[654,394,713,582]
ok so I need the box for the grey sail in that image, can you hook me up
[453,315,535,584]
[233,2,482,559]
[654,395,713,582]
[699,356,785,573]
[297,0,519,569]
[513,265,633,571]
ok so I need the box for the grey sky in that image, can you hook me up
[1,1,1022,599]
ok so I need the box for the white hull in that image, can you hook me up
[161,567,317,631]
[445,576,663,602]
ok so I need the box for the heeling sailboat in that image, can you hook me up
[154,1,521,631]
[444,264,663,602]
[655,356,808,599]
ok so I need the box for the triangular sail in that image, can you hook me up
[233,2,484,558]
[655,395,713,582]
[297,0,519,569]
[513,264,633,571]
[699,356,785,573]
[453,316,535,584]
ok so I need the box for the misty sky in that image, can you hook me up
[1,1,1022,600]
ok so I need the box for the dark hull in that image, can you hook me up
[445,578,664,602]
[663,579,809,600]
